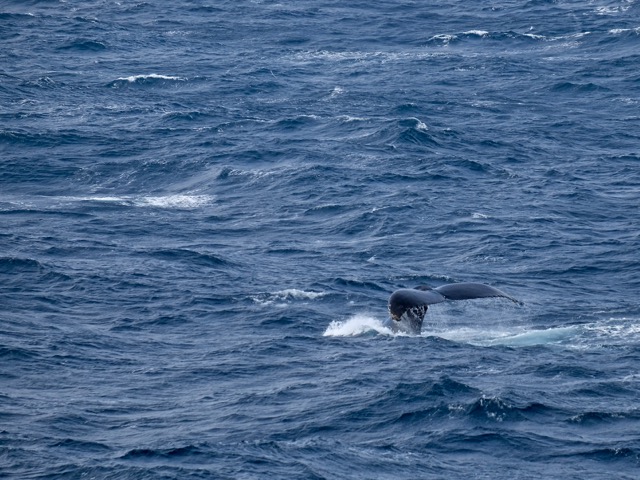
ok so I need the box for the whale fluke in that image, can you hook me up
[386,282,520,334]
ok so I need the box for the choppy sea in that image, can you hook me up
[2,1,640,478]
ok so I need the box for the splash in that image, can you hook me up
[323,314,395,337]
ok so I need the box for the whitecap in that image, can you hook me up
[329,86,344,98]
[429,34,457,44]
[415,119,429,131]
[252,289,328,307]
[134,194,214,209]
[609,27,640,35]
[463,30,489,37]
[273,289,327,300]
[116,73,186,82]
[53,194,214,209]
[337,115,369,122]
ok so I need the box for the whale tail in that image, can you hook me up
[387,282,520,334]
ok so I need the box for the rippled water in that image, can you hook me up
[2,1,640,478]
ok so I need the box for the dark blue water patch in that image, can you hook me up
[550,445,640,466]
[568,410,640,426]
[0,256,45,274]
[465,396,552,423]
[0,345,42,362]
[121,443,208,462]
[58,38,108,52]
[0,129,91,148]
[50,438,113,454]
[144,248,235,269]
[107,313,194,332]
[568,381,640,400]
[551,81,611,93]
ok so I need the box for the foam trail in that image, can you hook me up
[483,326,579,347]
[427,325,579,347]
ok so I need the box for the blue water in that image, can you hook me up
[2,1,640,478]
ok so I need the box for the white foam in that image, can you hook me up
[56,194,214,209]
[134,194,214,208]
[609,27,640,35]
[415,119,429,131]
[252,289,328,307]
[429,34,457,44]
[483,326,579,347]
[595,5,631,15]
[464,30,489,37]
[83,196,126,203]
[116,74,186,82]
[582,318,640,341]
[294,50,446,64]
[338,115,369,122]
[329,86,344,98]
[273,289,327,300]
[323,314,395,337]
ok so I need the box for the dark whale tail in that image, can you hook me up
[387,282,520,334]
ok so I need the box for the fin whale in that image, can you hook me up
[386,282,520,334]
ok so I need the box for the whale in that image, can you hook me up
[385,282,520,334]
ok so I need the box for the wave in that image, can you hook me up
[0,194,215,211]
[292,49,447,65]
[0,256,44,273]
[107,74,187,88]
[609,27,640,35]
[252,289,328,307]
[58,39,107,52]
[568,409,640,425]
[425,29,598,46]
[354,117,441,148]
[121,443,207,460]
[146,248,234,269]
[465,395,552,422]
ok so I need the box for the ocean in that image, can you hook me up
[2,0,640,478]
